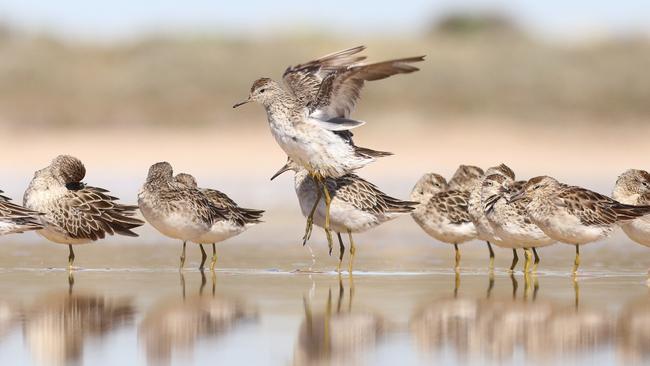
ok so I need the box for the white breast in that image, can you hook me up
[411,209,476,245]
[532,209,611,245]
[194,219,247,244]
[621,216,650,247]
[138,195,209,241]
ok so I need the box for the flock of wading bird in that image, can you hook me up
[2,46,650,275]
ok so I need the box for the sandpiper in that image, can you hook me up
[23,155,144,269]
[612,169,650,247]
[173,173,264,270]
[272,158,416,272]
[481,174,555,272]
[467,164,521,271]
[234,46,424,250]
[510,176,650,274]
[448,165,484,192]
[138,162,227,270]
[0,190,43,235]
[410,173,477,270]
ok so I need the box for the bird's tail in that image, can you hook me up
[354,146,393,159]
[613,203,650,222]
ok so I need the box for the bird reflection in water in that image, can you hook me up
[139,271,254,365]
[617,294,650,364]
[0,300,21,342]
[293,275,383,366]
[23,282,134,366]
[411,273,614,364]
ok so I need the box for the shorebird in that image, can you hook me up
[612,169,650,247]
[410,173,477,270]
[138,162,228,270]
[468,164,521,271]
[23,155,144,269]
[448,165,484,192]
[481,174,555,272]
[234,46,424,250]
[0,190,43,235]
[272,158,416,272]
[173,173,264,270]
[510,176,650,274]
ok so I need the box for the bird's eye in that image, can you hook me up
[259,88,267,93]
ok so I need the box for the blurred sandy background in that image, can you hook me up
[0,1,649,266]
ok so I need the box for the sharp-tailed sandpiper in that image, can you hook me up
[448,165,484,192]
[612,169,650,247]
[272,158,416,272]
[410,173,477,270]
[0,190,43,235]
[468,163,521,270]
[234,46,424,251]
[510,175,650,274]
[138,162,228,270]
[173,173,264,270]
[481,174,555,272]
[23,155,144,269]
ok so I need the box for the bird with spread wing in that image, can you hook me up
[234,46,424,251]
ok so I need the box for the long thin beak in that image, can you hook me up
[232,98,250,109]
[270,164,291,181]
[508,190,525,203]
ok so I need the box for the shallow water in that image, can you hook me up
[0,254,648,366]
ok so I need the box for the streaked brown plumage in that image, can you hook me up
[512,175,650,272]
[0,190,44,234]
[448,165,484,192]
[612,169,650,246]
[411,173,477,268]
[24,155,144,247]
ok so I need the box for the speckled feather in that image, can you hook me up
[558,187,650,226]
[323,174,417,216]
[201,188,264,226]
[0,190,43,234]
[427,190,473,225]
[46,185,143,240]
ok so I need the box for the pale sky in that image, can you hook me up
[0,0,649,40]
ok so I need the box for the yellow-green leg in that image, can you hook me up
[199,244,207,271]
[510,272,518,299]
[523,270,532,300]
[523,248,532,273]
[454,243,461,271]
[336,232,345,273]
[179,241,187,270]
[303,188,322,246]
[347,230,356,274]
[487,241,495,270]
[210,243,217,271]
[509,249,519,272]
[572,244,580,275]
[67,244,75,270]
[321,177,334,255]
[336,273,344,313]
[324,288,332,354]
[532,247,540,272]
[199,269,207,295]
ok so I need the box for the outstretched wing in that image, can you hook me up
[309,55,424,122]
[0,194,44,234]
[52,186,144,240]
[201,188,264,226]
[282,46,367,108]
